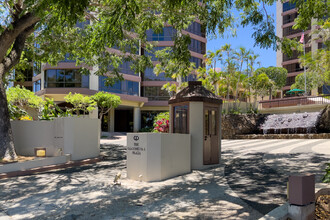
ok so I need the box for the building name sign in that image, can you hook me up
[128,135,145,155]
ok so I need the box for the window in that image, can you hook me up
[188,39,206,54]
[44,69,89,88]
[146,27,176,41]
[99,77,139,96]
[186,22,206,37]
[142,86,170,101]
[143,47,168,61]
[190,57,204,68]
[283,63,303,73]
[282,48,310,62]
[286,76,296,86]
[283,12,298,25]
[33,61,41,76]
[142,67,174,81]
[173,105,188,134]
[283,2,296,12]
[33,80,41,92]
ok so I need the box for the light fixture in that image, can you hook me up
[34,148,46,157]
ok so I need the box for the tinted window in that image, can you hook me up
[283,2,296,12]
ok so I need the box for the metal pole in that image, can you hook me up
[303,31,307,96]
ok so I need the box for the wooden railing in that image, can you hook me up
[259,95,330,109]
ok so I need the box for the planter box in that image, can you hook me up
[127,133,191,182]
[11,117,100,161]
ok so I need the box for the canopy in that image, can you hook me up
[286,89,305,95]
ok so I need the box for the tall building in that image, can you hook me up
[31,22,206,132]
[276,1,325,95]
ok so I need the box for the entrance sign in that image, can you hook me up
[127,133,191,182]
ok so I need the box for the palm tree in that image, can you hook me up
[234,47,251,106]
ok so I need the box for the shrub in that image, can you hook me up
[64,92,96,115]
[322,163,330,183]
[153,112,169,133]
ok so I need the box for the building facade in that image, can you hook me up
[30,22,206,132]
[276,0,325,95]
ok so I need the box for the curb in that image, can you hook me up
[0,157,101,180]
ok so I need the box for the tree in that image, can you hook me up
[255,67,288,100]
[299,20,330,94]
[91,92,121,123]
[64,93,96,116]
[291,72,323,94]
[0,0,321,160]
[249,72,273,101]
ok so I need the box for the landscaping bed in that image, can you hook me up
[0,156,35,165]
[315,195,330,220]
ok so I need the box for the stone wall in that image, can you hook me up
[221,114,265,139]
[317,105,330,133]
[221,105,330,139]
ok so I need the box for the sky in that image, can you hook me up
[206,3,277,69]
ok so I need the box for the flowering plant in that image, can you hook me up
[153,112,169,133]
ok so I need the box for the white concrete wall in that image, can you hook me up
[11,117,100,161]
[62,117,100,160]
[11,120,60,157]
[127,133,191,182]
[189,102,205,170]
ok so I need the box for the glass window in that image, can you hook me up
[142,67,174,81]
[173,105,188,134]
[146,27,176,41]
[211,110,216,135]
[33,80,41,92]
[99,77,139,96]
[142,86,170,101]
[283,2,296,12]
[44,69,89,88]
[204,110,209,135]
[188,39,205,54]
[186,22,205,37]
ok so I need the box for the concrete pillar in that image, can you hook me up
[133,107,141,132]
[109,108,115,132]
[89,107,98,119]
[89,67,99,90]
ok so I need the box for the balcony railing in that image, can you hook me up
[259,95,330,109]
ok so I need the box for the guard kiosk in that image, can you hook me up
[168,81,223,170]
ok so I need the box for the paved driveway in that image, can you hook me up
[222,139,330,215]
[0,137,328,219]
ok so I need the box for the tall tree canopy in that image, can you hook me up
[0,0,327,159]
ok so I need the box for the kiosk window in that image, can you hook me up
[173,105,188,134]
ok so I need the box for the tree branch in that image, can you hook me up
[0,24,36,77]
[0,12,40,61]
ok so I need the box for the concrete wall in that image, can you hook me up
[189,102,205,170]
[127,133,191,182]
[0,155,70,173]
[259,104,328,114]
[11,117,100,161]
[11,120,60,157]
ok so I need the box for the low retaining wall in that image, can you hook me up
[11,117,100,160]
[236,133,330,139]
[127,133,191,182]
[0,155,70,173]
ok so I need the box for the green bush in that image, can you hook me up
[322,163,330,183]
[139,127,153,132]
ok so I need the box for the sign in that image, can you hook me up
[127,135,145,155]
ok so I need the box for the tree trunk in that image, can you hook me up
[0,81,17,160]
[269,88,272,100]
